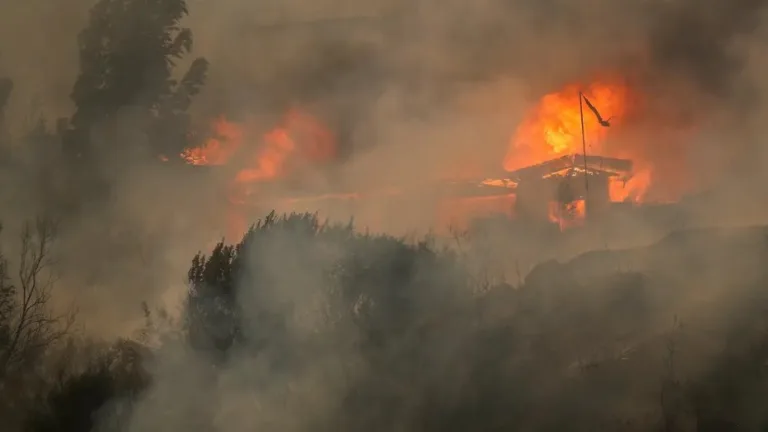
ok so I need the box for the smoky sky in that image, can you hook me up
[191,0,768,142]
[3,0,768,137]
[3,0,768,335]
[660,0,762,100]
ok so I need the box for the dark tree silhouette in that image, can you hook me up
[0,220,74,380]
[12,210,768,431]
[186,238,241,355]
[23,340,150,432]
[0,220,75,431]
[53,0,211,296]
[185,212,344,356]
[0,78,12,150]
[186,212,466,355]
[184,212,482,431]
[65,0,208,160]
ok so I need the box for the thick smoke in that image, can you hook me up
[4,0,768,429]
[0,0,766,337]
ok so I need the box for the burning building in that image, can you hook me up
[174,70,700,239]
[509,153,633,229]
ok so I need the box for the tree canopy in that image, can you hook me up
[66,0,208,160]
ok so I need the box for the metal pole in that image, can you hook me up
[579,91,589,193]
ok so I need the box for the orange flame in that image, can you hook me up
[609,168,652,203]
[505,81,631,171]
[181,116,243,165]
[181,108,336,240]
[548,199,587,230]
[181,109,336,180]
[234,129,295,183]
[499,78,676,230]
[505,79,660,208]
[234,109,336,184]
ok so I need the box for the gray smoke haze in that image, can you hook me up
[4,4,768,428]
[0,0,768,432]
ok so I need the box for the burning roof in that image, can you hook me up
[173,67,707,238]
[506,154,633,182]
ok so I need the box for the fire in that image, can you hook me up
[179,75,695,238]
[548,199,587,230]
[181,109,335,181]
[234,109,336,184]
[500,78,675,228]
[505,81,630,171]
[181,108,336,240]
[609,168,652,203]
[234,129,295,183]
[181,116,243,165]
[504,78,664,210]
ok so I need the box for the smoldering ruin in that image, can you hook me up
[3,0,768,431]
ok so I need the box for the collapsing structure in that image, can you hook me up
[190,150,635,233]
[508,154,633,225]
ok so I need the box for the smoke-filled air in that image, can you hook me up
[4,0,768,430]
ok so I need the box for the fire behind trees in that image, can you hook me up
[3,0,768,431]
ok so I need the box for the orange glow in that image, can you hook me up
[609,168,652,203]
[564,199,587,228]
[502,78,665,228]
[181,109,337,240]
[503,78,664,217]
[234,109,336,184]
[183,75,701,238]
[181,116,243,165]
[181,109,335,181]
[234,129,295,183]
[548,199,586,230]
[504,81,630,171]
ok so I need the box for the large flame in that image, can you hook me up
[181,108,336,239]
[181,77,696,237]
[505,81,630,170]
[182,109,335,177]
[504,80,657,206]
[234,109,336,184]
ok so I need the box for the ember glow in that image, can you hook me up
[505,81,631,171]
[548,199,587,230]
[182,109,335,181]
[234,109,336,184]
[181,116,243,165]
[181,108,337,239]
[504,79,658,206]
[609,168,652,203]
[182,75,693,237]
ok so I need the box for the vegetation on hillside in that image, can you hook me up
[1,1,767,431]
[1,212,765,431]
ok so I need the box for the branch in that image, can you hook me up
[0,218,72,379]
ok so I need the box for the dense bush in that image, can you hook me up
[23,340,150,432]
[159,214,768,431]
[3,213,768,431]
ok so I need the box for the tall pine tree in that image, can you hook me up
[65,0,208,160]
